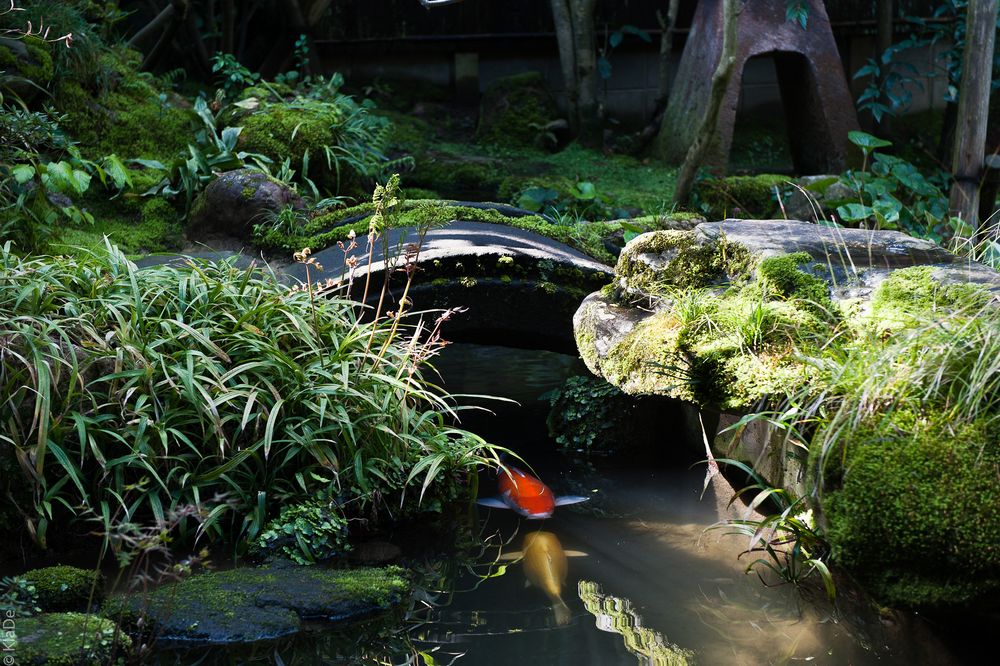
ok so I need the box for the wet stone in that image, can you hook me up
[107,564,410,644]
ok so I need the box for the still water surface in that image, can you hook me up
[169,344,977,665]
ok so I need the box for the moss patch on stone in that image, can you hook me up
[22,566,103,613]
[253,198,698,264]
[616,229,755,295]
[821,411,1000,609]
[13,612,129,665]
[107,565,410,643]
[871,265,990,325]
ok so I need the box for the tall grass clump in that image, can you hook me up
[808,293,1000,608]
[726,275,1000,608]
[0,233,502,550]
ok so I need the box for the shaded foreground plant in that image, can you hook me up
[0,231,504,550]
[706,458,835,603]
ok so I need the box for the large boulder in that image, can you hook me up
[189,169,304,241]
[574,219,1000,609]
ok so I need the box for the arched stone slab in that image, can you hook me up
[284,221,614,353]
[656,0,859,174]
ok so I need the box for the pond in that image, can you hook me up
[163,344,981,665]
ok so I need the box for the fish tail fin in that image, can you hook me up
[553,599,571,626]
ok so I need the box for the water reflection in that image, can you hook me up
[500,530,587,626]
[578,579,694,666]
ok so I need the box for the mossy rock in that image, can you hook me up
[614,229,756,295]
[106,565,410,644]
[821,411,1000,609]
[477,72,558,148]
[0,36,54,101]
[693,174,789,220]
[871,265,991,326]
[22,567,103,613]
[238,101,340,175]
[12,612,130,665]
[53,47,194,160]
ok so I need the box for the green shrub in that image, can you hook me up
[254,500,350,565]
[0,237,502,549]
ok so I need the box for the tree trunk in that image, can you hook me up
[635,0,680,151]
[570,0,600,146]
[550,0,579,134]
[672,0,739,207]
[948,0,998,236]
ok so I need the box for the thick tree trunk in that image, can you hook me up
[550,0,579,134]
[948,0,998,235]
[636,0,680,151]
[672,0,739,207]
[570,0,600,146]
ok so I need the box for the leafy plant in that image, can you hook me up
[254,500,350,565]
[854,1,1000,121]
[0,575,40,617]
[834,131,952,241]
[516,180,629,222]
[708,459,834,601]
[0,179,507,552]
[598,25,651,80]
[137,95,269,214]
[212,52,259,97]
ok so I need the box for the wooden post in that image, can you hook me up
[948,0,998,232]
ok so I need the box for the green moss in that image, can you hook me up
[694,174,789,219]
[616,230,755,294]
[0,36,53,88]
[54,196,183,256]
[53,48,194,160]
[257,199,697,265]
[13,612,129,666]
[239,101,341,175]
[22,567,103,613]
[871,265,990,325]
[822,411,1000,609]
[757,252,834,315]
[107,565,410,643]
[241,185,256,200]
[401,187,440,199]
[477,72,557,147]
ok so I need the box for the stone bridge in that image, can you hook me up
[282,221,614,354]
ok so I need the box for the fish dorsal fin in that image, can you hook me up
[554,495,590,507]
[563,550,588,558]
